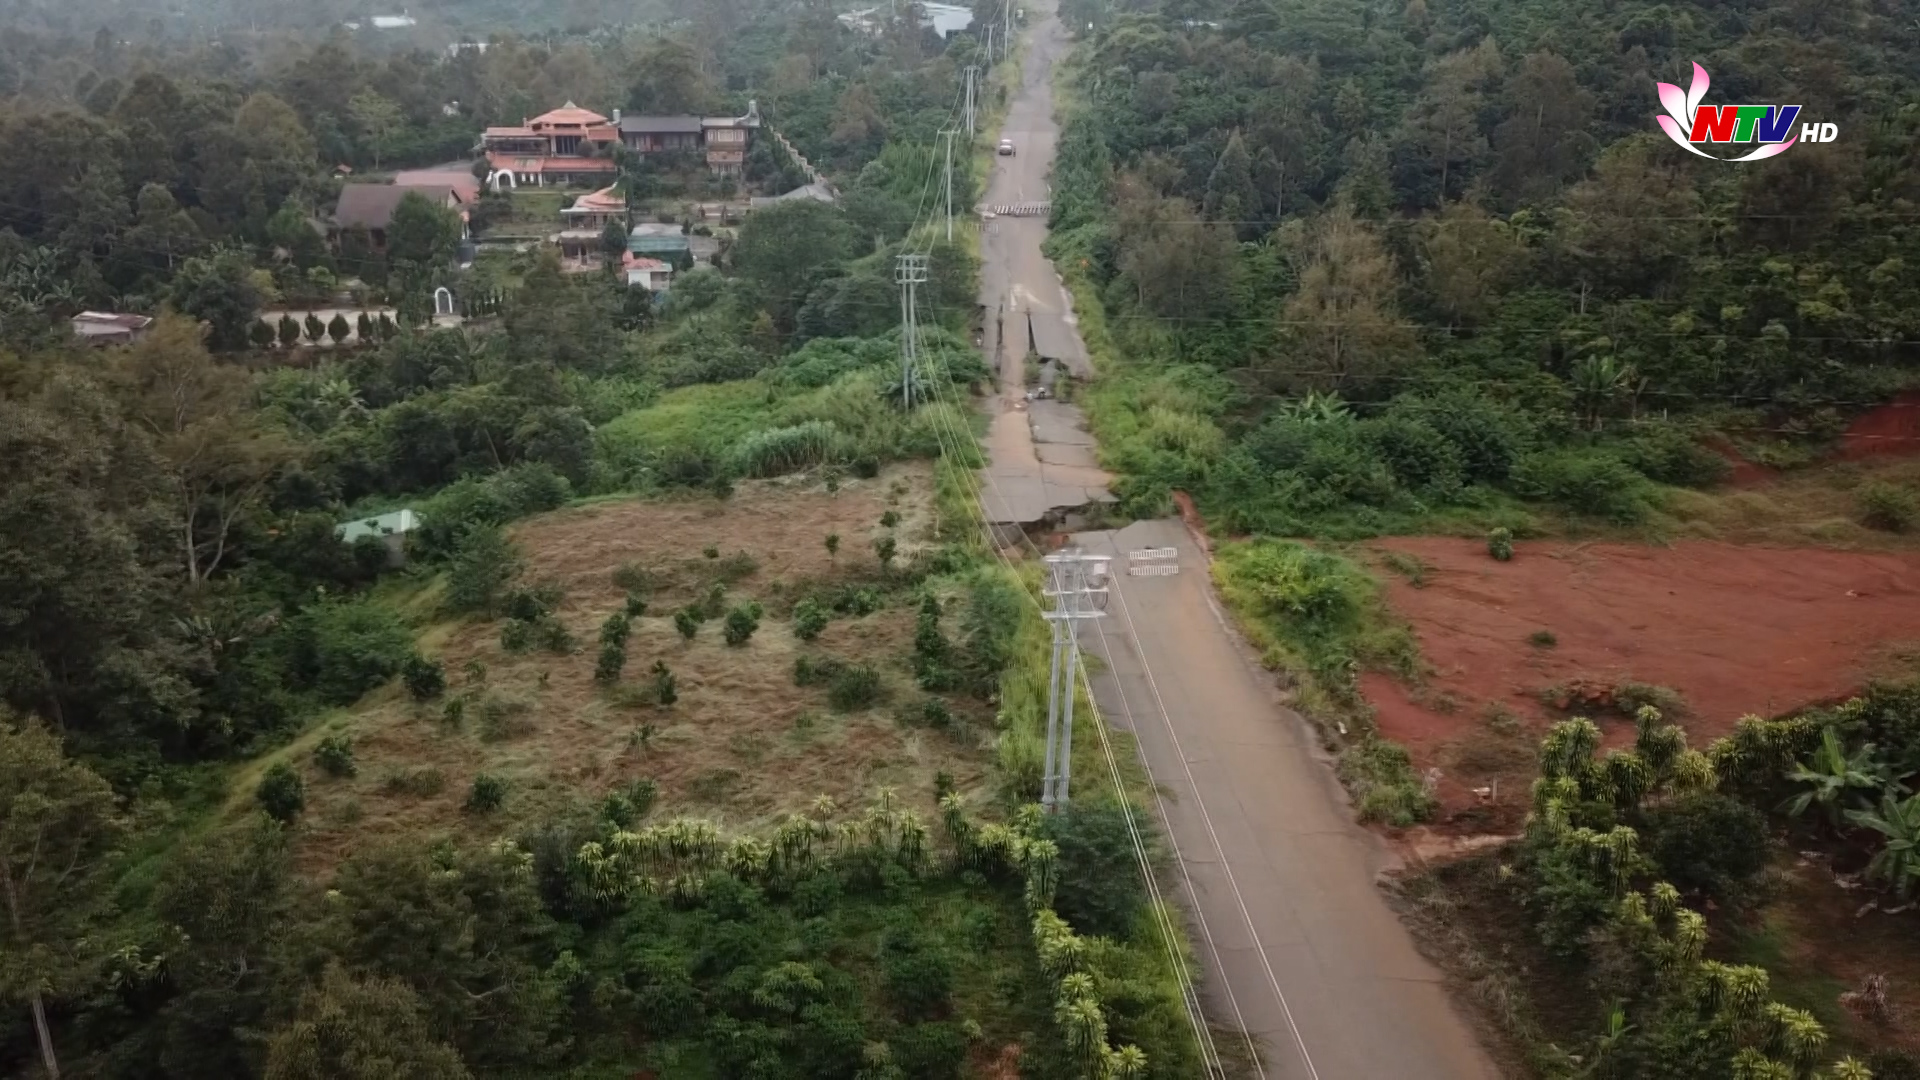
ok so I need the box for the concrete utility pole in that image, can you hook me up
[941,128,956,241]
[985,24,993,64]
[1041,549,1110,809]
[894,253,929,408]
[964,65,979,139]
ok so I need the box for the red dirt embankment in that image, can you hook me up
[1363,539,1920,828]
[1842,391,1920,460]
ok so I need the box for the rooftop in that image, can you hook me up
[530,102,609,128]
[619,115,704,135]
[332,183,462,231]
[72,311,154,331]
[337,508,418,543]
[563,186,627,214]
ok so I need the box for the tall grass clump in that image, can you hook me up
[728,420,840,478]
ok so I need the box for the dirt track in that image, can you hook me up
[1365,537,1920,827]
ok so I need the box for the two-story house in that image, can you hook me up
[479,102,620,189]
[614,103,761,176]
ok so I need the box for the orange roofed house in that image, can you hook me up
[481,102,763,189]
[479,102,621,189]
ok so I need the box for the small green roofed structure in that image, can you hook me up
[627,222,690,258]
[336,508,418,566]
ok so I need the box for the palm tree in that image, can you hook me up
[1781,728,1896,830]
[1847,792,1920,898]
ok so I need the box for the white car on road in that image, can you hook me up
[997,138,1015,156]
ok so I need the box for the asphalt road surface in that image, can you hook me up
[974,6,1504,1077]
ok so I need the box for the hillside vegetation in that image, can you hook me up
[1049,0,1920,538]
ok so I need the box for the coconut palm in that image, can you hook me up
[1846,792,1920,898]
[1781,728,1898,830]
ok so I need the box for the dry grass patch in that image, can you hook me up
[252,464,994,876]
[1660,457,1920,549]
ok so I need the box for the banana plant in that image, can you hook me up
[1781,728,1900,830]
[1846,791,1920,898]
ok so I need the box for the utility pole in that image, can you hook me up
[894,253,929,408]
[964,65,978,139]
[1041,549,1110,810]
[941,128,955,242]
[985,24,993,64]
[1004,0,1011,59]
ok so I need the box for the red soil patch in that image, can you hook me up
[1363,538,1920,831]
[1841,391,1920,460]
[1705,434,1778,487]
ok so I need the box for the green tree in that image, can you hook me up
[600,220,629,257]
[113,316,292,584]
[0,724,123,1080]
[279,314,302,347]
[387,192,464,268]
[264,965,471,1080]
[346,90,404,170]
[327,313,351,344]
[168,250,263,351]
[1203,130,1260,238]
[1277,204,1418,392]
[731,200,854,331]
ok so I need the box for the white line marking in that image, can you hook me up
[1106,540,1323,1080]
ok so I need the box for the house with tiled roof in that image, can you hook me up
[621,252,674,292]
[330,182,469,251]
[479,102,620,190]
[70,311,153,346]
[560,185,628,230]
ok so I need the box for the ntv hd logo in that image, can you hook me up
[1655,62,1838,162]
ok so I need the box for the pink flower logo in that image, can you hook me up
[1655,62,1800,162]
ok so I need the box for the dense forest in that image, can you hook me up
[1050,0,1920,536]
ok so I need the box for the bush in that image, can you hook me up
[599,613,631,648]
[601,779,658,826]
[1509,449,1650,523]
[880,509,901,529]
[723,604,760,646]
[1386,389,1534,483]
[827,664,882,711]
[466,774,507,812]
[674,607,700,640]
[402,654,446,700]
[1860,482,1917,533]
[1337,740,1435,828]
[874,535,898,569]
[1040,803,1150,938]
[296,600,414,705]
[730,421,839,477]
[501,584,561,623]
[381,767,447,797]
[794,654,847,687]
[832,586,881,615]
[1642,793,1770,906]
[1361,415,1465,498]
[651,661,678,706]
[501,619,535,653]
[1488,527,1514,561]
[314,736,356,778]
[443,527,522,614]
[1616,426,1731,487]
[884,948,955,1021]
[595,642,626,683]
[792,597,830,641]
[624,593,647,618]
[256,762,305,823]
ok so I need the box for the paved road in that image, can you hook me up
[976,9,1111,532]
[971,6,1503,1078]
[1074,523,1500,1079]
